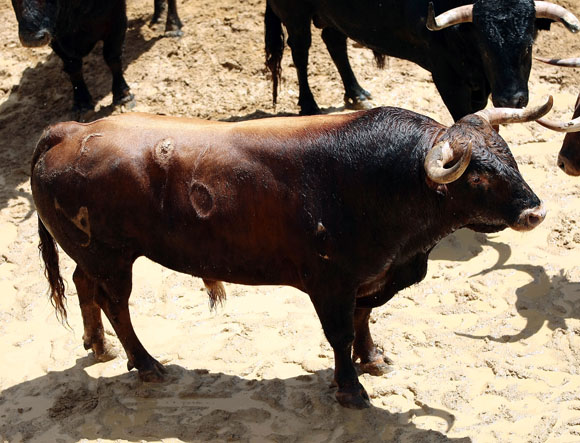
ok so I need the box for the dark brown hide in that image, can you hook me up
[32,108,544,409]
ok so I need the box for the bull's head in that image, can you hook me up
[427,1,579,109]
[11,0,57,47]
[424,96,553,232]
[534,57,580,176]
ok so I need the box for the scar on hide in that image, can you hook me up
[79,133,103,156]
[54,199,91,247]
[189,181,214,218]
[153,138,175,167]
[203,279,226,310]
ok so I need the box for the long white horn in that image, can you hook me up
[537,116,580,132]
[426,2,473,31]
[535,1,580,33]
[536,56,580,67]
[475,96,553,126]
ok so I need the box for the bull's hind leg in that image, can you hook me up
[94,269,166,382]
[320,28,372,110]
[353,307,391,376]
[73,266,109,361]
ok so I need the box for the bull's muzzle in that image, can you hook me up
[512,204,546,231]
[557,152,580,176]
[492,91,529,110]
[19,28,51,47]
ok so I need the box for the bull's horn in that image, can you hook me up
[535,1,580,33]
[535,56,580,67]
[536,116,580,132]
[426,2,473,31]
[425,140,472,184]
[475,95,553,126]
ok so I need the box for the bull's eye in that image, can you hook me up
[471,175,480,184]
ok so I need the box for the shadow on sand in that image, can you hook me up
[0,356,470,442]
[457,263,580,343]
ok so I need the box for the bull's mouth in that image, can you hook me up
[510,205,546,232]
[558,154,580,176]
[491,92,529,109]
[19,29,51,47]
[466,223,508,233]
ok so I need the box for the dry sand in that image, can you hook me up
[2,0,580,441]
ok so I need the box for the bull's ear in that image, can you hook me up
[536,18,552,31]
[425,176,448,196]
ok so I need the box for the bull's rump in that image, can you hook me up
[30,116,325,287]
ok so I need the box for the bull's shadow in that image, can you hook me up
[430,229,512,266]
[457,264,580,342]
[0,17,162,218]
[0,357,470,442]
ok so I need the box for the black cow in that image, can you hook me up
[265,0,578,120]
[10,0,134,114]
[151,0,183,37]
[32,98,550,409]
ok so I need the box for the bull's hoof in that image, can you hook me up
[84,339,116,362]
[136,358,168,383]
[358,360,392,376]
[336,385,371,409]
[356,349,394,376]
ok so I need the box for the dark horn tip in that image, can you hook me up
[426,2,438,31]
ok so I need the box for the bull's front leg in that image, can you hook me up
[353,307,391,376]
[309,288,370,409]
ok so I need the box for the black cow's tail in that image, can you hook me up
[265,1,284,107]
[32,126,68,324]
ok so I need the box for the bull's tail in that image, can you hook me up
[32,126,68,323]
[38,217,68,323]
[265,1,284,106]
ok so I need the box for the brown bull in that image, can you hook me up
[32,99,550,408]
[536,57,580,175]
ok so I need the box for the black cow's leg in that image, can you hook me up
[286,21,320,115]
[73,266,109,361]
[321,27,372,110]
[103,20,134,107]
[165,0,183,37]
[353,307,391,376]
[309,290,370,409]
[52,44,94,113]
[94,270,167,382]
[151,0,166,25]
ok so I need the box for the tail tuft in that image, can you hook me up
[38,216,68,323]
[203,279,227,311]
[265,2,284,106]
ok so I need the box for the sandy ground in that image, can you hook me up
[2,0,580,441]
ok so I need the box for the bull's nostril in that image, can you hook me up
[558,161,566,171]
[528,214,540,226]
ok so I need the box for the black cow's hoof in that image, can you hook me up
[164,28,184,38]
[344,94,373,111]
[114,92,136,110]
[336,385,371,409]
[299,104,322,116]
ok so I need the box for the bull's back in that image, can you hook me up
[30,114,331,284]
